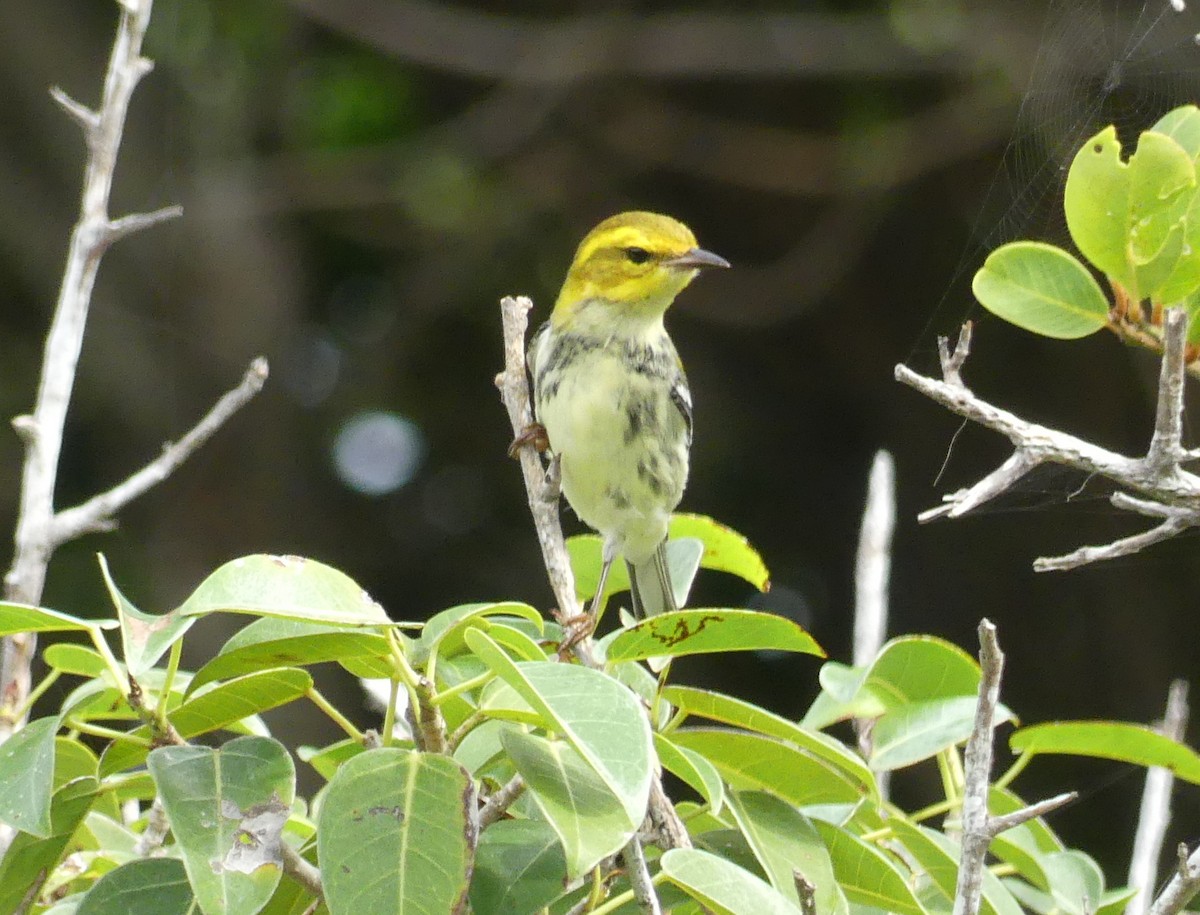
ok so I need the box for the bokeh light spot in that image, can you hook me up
[332,411,425,496]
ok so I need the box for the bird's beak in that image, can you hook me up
[663,247,731,270]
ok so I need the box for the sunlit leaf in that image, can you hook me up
[99,555,194,677]
[608,609,822,662]
[0,716,59,836]
[176,555,393,627]
[1010,720,1200,783]
[973,242,1109,339]
[812,819,928,915]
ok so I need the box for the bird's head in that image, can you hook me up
[552,211,729,325]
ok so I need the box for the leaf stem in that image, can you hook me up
[306,688,362,741]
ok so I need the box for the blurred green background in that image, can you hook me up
[4,0,1200,873]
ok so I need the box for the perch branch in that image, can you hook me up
[896,310,1200,571]
[497,294,692,912]
[1127,681,1190,915]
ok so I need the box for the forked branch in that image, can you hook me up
[895,309,1200,571]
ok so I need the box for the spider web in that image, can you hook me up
[928,0,1200,337]
[916,0,1200,514]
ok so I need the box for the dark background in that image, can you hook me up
[4,0,1200,876]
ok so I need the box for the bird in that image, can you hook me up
[525,211,729,624]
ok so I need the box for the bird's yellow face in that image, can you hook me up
[552,211,729,323]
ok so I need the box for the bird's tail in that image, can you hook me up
[626,541,678,618]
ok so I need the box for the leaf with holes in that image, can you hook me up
[318,748,475,915]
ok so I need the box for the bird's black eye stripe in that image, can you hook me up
[624,246,652,264]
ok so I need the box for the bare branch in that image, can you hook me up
[1147,310,1191,472]
[794,872,818,915]
[622,835,662,915]
[48,86,99,136]
[1148,843,1200,915]
[1033,517,1192,572]
[4,0,174,735]
[938,322,973,387]
[1127,681,1190,915]
[853,451,895,798]
[953,619,1005,915]
[854,450,895,668]
[987,791,1076,838]
[104,205,184,246]
[896,310,1200,570]
[50,359,268,546]
[495,296,583,626]
[280,842,323,900]
[479,775,526,829]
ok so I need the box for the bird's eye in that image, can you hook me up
[624,247,651,264]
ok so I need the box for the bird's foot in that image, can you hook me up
[508,422,549,458]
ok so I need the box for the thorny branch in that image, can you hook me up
[496,294,691,914]
[2,0,266,743]
[894,309,1200,571]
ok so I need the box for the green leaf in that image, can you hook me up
[660,848,803,914]
[668,513,771,590]
[670,729,863,806]
[866,636,982,706]
[77,858,195,915]
[148,735,295,915]
[1153,105,1200,160]
[1041,850,1106,915]
[888,818,1024,915]
[607,609,823,662]
[0,603,116,635]
[101,668,313,776]
[501,728,632,879]
[871,696,1013,771]
[189,617,392,696]
[1009,720,1200,783]
[655,733,725,814]
[1065,125,1196,300]
[420,602,543,660]
[469,819,566,915]
[297,738,367,781]
[812,819,928,915]
[464,629,653,826]
[726,792,843,912]
[318,748,474,915]
[568,513,770,603]
[176,555,393,627]
[567,536,703,608]
[0,776,98,914]
[0,716,59,837]
[664,686,878,801]
[43,643,108,678]
[972,242,1109,339]
[99,555,194,677]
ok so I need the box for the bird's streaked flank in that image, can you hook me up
[524,211,729,627]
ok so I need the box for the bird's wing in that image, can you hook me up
[669,367,693,446]
[527,319,552,418]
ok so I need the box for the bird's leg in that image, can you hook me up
[559,538,614,656]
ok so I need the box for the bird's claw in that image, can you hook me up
[508,422,549,458]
